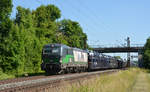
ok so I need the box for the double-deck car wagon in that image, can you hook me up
[87,50,120,70]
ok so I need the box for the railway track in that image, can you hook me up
[0,69,123,92]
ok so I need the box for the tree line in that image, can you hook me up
[0,0,88,75]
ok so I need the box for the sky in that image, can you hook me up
[12,0,150,59]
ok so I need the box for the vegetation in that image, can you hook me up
[0,69,15,80]
[54,68,150,92]
[0,0,88,78]
[143,37,150,69]
[69,68,140,92]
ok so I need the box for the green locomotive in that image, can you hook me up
[41,44,88,74]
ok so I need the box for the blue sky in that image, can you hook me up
[12,0,150,59]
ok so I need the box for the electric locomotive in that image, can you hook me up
[41,44,88,74]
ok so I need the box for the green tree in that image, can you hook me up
[0,24,21,73]
[59,19,88,49]
[33,4,61,27]
[0,0,13,73]
[15,6,33,28]
[0,0,13,37]
[13,5,61,73]
[143,37,150,68]
[15,6,41,73]
[33,5,61,43]
[0,0,12,21]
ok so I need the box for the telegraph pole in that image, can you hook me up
[127,37,130,67]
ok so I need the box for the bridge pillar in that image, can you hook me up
[127,37,130,67]
[127,59,130,67]
[138,50,143,68]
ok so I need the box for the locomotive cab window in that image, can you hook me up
[43,46,60,55]
[52,48,59,53]
[67,49,73,55]
[62,48,67,56]
[43,48,51,54]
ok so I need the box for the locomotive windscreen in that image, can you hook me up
[43,46,60,55]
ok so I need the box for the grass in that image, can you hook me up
[0,70,45,80]
[0,70,15,80]
[146,69,150,90]
[70,68,140,92]
[56,68,143,92]
[131,70,150,92]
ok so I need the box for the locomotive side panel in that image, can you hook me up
[73,49,88,66]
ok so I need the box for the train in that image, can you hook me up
[41,44,126,74]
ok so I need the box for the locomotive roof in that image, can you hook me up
[44,43,69,48]
[73,47,87,52]
[44,44,86,52]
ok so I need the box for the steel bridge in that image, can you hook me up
[90,37,144,67]
[92,46,144,53]
[90,44,144,67]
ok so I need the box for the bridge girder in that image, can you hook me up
[93,47,144,53]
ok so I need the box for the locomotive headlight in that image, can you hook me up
[60,58,62,62]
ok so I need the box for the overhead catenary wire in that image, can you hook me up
[48,0,98,36]
[73,0,108,31]
[66,0,101,30]
[61,0,100,35]
[62,0,106,44]
[70,0,117,46]
[76,0,112,32]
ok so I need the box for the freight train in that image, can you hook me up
[41,44,126,74]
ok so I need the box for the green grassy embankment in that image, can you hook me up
[131,70,150,92]
[70,68,140,92]
[58,68,150,92]
[0,69,45,80]
[0,70,15,80]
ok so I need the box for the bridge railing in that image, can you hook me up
[89,44,144,48]
[131,44,144,47]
